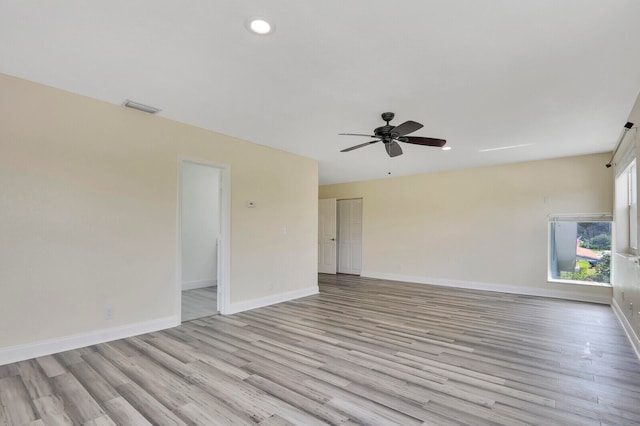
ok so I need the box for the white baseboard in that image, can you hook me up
[360,271,612,305]
[182,279,217,291]
[225,286,319,315]
[0,315,179,366]
[1,285,319,365]
[611,298,640,360]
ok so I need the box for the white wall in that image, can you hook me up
[0,73,318,361]
[320,153,613,304]
[181,162,220,290]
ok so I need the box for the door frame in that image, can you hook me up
[318,198,337,274]
[337,198,363,275]
[177,158,231,319]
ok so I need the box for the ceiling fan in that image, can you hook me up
[339,112,446,157]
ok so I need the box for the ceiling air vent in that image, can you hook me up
[122,99,161,114]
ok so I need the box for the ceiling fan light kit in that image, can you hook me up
[340,112,446,158]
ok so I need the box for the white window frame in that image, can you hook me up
[628,160,637,251]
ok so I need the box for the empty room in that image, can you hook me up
[2,1,640,425]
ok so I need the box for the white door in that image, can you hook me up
[337,199,363,275]
[318,198,337,274]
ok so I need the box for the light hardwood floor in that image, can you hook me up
[182,286,218,322]
[1,274,639,425]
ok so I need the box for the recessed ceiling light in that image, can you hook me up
[247,18,274,35]
[442,146,452,151]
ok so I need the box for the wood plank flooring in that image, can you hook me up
[2,274,640,425]
[182,286,218,322]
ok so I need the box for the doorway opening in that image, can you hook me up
[178,159,230,322]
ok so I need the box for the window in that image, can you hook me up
[549,215,612,285]
[615,159,637,254]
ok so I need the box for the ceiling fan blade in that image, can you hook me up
[340,140,380,152]
[390,120,423,137]
[385,141,403,157]
[403,136,447,147]
[339,133,377,137]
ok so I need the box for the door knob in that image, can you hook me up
[330,238,335,241]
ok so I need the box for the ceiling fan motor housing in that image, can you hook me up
[374,125,395,141]
[377,112,398,141]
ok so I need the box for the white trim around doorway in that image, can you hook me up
[177,158,232,319]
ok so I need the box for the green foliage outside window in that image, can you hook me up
[579,233,611,250]
[559,253,610,283]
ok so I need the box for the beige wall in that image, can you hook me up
[320,153,613,303]
[0,73,318,350]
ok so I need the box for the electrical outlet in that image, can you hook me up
[630,303,634,314]
[105,306,114,320]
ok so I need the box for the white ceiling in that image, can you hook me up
[1,1,639,184]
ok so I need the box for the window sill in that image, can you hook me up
[547,279,612,288]
[615,251,640,260]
